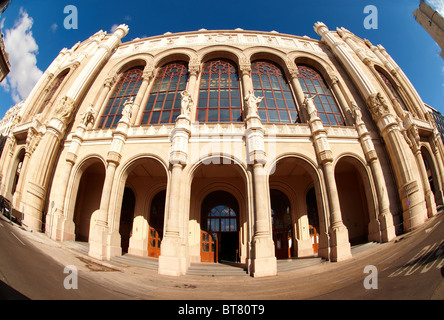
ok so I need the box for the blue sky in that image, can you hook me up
[0,0,443,118]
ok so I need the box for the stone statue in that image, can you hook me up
[303,94,319,120]
[120,97,134,123]
[180,91,193,118]
[80,103,96,128]
[244,90,263,117]
[351,101,362,124]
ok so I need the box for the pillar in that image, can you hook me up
[304,97,351,262]
[159,111,192,276]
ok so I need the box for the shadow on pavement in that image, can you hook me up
[0,280,30,300]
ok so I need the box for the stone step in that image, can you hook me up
[64,241,89,255]
[351,241,379,256]
[187,262,248,276]
[277,257,325,272]
[111,254,159,270]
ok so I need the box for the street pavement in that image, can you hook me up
[0,211,443,301]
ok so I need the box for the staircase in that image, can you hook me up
[187,261,248,276]
[277,257,325,273]
[111,254,159,271]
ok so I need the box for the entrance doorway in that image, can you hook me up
[119,187,135,254]
[270,189,293,259]
[306,187,320,254]
[201,191,239,263]
[148,190,166,258]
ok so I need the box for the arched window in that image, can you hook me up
[376,69,408,111]
[141,62,189,125]
[99,66,144,128]
[297,64,344,126]
[38,69,69,114]
[251,60,298,124]
[197,59,242,123]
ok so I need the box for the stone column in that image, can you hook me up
[187,62,201,121]
[12,127,41,209]
[159,101,192,276]
[314,22,427,232]
[89,100,131,260]
[0,135,16,196]
[244,92,277,277]
[304,96,351,262]
[351,103,396,242]
[50,115,92,241]
[130,69,154,125]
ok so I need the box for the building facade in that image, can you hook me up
[1,23,443,277]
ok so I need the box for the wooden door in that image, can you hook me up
[201,230,217,263]
[273,230,291,259]
[309,225,319,254]
[147,190,166,258]
[148,227,162,258]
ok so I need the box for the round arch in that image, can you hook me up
[68,156,107,242]
[421,144,443,206]
[268,153,329,258]
[109,154,169,257]
[334,154,378,245]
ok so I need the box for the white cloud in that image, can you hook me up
[110,24,118,33]
[2,8,43,103]
[50,23,58,33]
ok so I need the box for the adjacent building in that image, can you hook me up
[413,0,444,59]
[0,23,443,277]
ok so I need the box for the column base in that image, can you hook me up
[250,236,277,277]
[378,210,396,242]
[330,224,351,262]
[88,211,109,261]
[158,236,187,276]
[425,191,437,218]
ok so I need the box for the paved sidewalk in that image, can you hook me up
[2,211,442,300]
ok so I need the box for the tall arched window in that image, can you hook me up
[297,64,344,126]
[251,60,298,124]
[197,59,242,123]
[38,69,69,114]
[141,62,189,125]
[376,69,408,111]
[99,66,144,128]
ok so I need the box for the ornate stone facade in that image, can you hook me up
[1,23,443,277]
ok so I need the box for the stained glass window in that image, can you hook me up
[251,60,298,123]
[297,64,345,126]
[141,62,189,125]
[197,59,242,123]
[377,69,407,111]
[99,67,144,128]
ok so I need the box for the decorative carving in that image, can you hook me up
[180,91,193,118]
[366,92,389,121]
[54,96,76,124]
[244,90,263,118]
[351,101,363,124]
